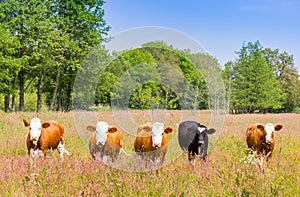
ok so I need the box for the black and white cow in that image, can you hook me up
[178,121,216,162]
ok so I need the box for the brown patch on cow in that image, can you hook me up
[86,125,96,132]
[108,127,117,133]
[275,124,283,131]
[23,119,30,127]
[163,127,173,134]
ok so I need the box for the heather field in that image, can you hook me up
[0,111,299,196]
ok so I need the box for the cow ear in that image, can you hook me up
[207,128,216,135]
[257,124,265,131]
[42,122,50,129]
[143,126,152,132]
[108,127,117,133]
[86,125,96,132]
[23,119,30,127]
[164,127,173,134]
[275,124,283,131]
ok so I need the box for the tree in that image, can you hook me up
[0,0,110,112]
[221,61,234,113]
[0,25,21,112]
[262,48,300,112]
[44,0,110,111]
[231,41,285,113]
[95,41,216,110]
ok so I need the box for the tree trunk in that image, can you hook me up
[36,73,43,113]
[50,66,61,110]
[4,94,10,112]
[65,82,73,112]
[19,71,25,111]
[58,88,62,111]
[11,76,17,111]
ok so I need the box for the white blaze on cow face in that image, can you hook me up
[197,126,206,133]
[264,123,275,144]
[95,121,109,145]
[152,122,164,148]
[29,118,42,144]
[197,126,207,144]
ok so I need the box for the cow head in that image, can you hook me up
[87,121,117,146]
[264,123,283,144]
[151,122,173,148]
[196,126,207,145]
[23,118,50,145]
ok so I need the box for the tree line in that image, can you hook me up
[222,41,300,113]
[1,1,299,113]
[0,0,110,112]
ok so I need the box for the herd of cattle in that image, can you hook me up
[22,117,283,168]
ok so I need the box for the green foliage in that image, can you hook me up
[93,42,215,110]
[129,82,160,109]
[95,72,119,105]
[262,48,300,112]
[230,41,285,113]
[0,0,110,112]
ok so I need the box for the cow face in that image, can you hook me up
[264,123,283,144]
[152,122,164,148]
[196,126,207,145]
[23,118,50,145]
[151,122,173,148]
[95,121,109,145]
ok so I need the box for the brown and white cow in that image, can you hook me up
[23,118,69,161]
[246,123,283,167]
[134,122,173,163]
[86,121,128,162]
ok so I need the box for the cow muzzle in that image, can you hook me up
[198,140,204,145]
[31,138,38,145]
[153,143,161,148]
[266,139,273,144]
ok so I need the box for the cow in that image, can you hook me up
[178,121,216,163]
[134,122,173,163]
[23,118,69,161]
[246,123,283,167]
[86,121,129,162]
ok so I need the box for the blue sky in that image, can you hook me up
[103,0,300,70]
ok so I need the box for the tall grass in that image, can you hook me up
[0,111,299,196]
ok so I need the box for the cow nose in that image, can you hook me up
[32,136,38,141]
[266,139,272,144]
[198,140,204,145]
[153,143,161,148]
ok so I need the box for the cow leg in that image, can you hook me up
[58,142,70,160]
[266,153,272,162]
[258,156,264,173]
[188,151,196,161]
[29,148,45,163]
[29,148,36,163]
[102,155,108,164]
[42,149,48,159]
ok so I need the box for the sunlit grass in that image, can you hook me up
[0,111,299,196]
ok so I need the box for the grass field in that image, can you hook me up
[0,111,299,196]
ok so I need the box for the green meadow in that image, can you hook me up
[0,111,299,196]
